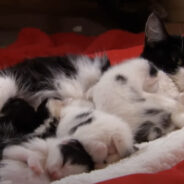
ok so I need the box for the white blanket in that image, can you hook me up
[53,127,184,184]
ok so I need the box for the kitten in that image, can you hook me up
[0,137,94,183]
[0,98,134,183]
[0,97,60,140]
[141,13,184,93]
[55,98,134,166]
[87,57,184,143]
[0,55,110,136]
[0,98,42,139]
[14,97,134,167]
[0,55,109,111]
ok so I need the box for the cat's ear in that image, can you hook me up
[46,98,65,119]
[145,12,168,43]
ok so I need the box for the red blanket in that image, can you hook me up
[1,28,183,184]
[0,28,144,68]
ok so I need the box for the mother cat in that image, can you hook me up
[142,12,184,93]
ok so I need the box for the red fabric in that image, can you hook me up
[0,28,144,68]
[97,160,184,184]
[2,28,183,184]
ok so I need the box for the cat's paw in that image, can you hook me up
[143,75,159,93]
[172,112,184,128]
[45,143,63,180]
[83,141,108,163]
[27,153,44,175]
[111,132,133,159]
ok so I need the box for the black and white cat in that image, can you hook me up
[55,98,134,165]
[88,57,184,143]
[2,12,184,184]
[0,137,94,184]
[0,55,110,136]
[0,55,111,183]
[142,13,184,93]
[0,98,135,184]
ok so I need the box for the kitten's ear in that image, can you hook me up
[46,99,63,118]
[145,13,168,43]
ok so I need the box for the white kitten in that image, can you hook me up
[88,58,184,142]
[1,136,94,183]
[56,99,134,166]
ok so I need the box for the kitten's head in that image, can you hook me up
[46,139,94,181]
[1,98,37,135]
[142,13,184,73]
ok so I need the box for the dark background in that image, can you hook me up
[0,0,183,47]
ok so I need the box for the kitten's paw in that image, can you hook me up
[172,112,184,128]
[111,133,133,158]
[84,141,108,163]
[46,144,63,180]
[106,154,121,164]
[143,75,159,93]
[27,154,44,175]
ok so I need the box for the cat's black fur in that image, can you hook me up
[1,56,77,93]
[60,139,94,171]
[0,97,58,140]
[1,55,110,94]
[141,13,184,74]
[0,98,38,138]
[0,55,110,137]
[0,137,95,174]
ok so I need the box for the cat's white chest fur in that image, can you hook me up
[156,70,180,99]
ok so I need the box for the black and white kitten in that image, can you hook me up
[0,137,94,184]
[0,97,59,140]
[0,98,38,138]
[142,13,184,93]
[0,55,110,136]
[88,57,184,143]
[55,98,134,166]
[0,98,135,184]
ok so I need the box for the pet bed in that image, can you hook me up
[1,28,184,184]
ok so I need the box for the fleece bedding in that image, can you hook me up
[1,28,184,184]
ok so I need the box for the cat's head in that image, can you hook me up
[46,139,94,181]
[141,13,184,91]
[142,12,184,74]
